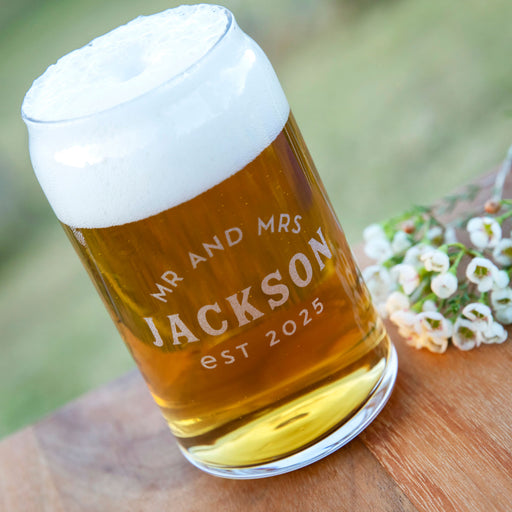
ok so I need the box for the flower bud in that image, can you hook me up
[484,200,501,214]
[431,272,458,298]
[401,220,415,234]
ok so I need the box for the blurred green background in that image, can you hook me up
[1,0,511,438]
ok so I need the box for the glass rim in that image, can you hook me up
[21,5,234,127]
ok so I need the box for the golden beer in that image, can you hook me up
[22,5,396,478]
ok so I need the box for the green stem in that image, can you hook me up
[449,250,465,274]
[445,243,482,259]
[414,216,430,244]
[411,292,437,313]
[491,145,512,203]
[479,292,489,304]
[496,209,512,224]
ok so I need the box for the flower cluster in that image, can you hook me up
[362,198,512,353]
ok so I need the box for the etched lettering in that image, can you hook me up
[197,303,228,336]
[221,350,235,364]
[261,270,289,310]
[289,253,313,288]
[144,225,335,360]
[236,343,249,358]
[143,317,164,347]
[150,271,183,302]
[201,355,217,369]
[226,287,264,327]
[258,216,274,235]
[161,270,184,286]
[309,227,332,270]
[150,283,176,303]
[203,235,224,258]
[278,213,290,232]
[167,314,200,345]
[189,252,207,269]
[225,227,243,246]
[292,215,302,234]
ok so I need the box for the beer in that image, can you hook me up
[22,5,396,478]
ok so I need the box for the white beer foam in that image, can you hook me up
[22,5,289,228]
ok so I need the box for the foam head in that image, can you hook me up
[22,4,289,228]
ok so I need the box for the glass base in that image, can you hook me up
[179,343,398,479]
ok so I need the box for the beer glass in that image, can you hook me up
[22,4,397,479]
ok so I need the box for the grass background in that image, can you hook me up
[1,0,511,437]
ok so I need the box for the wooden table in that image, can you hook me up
[1,174,511,511]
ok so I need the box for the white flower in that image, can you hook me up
[403,244,434,267]
[364,238,393,263]
[422,334,449,353]
[362,265,394,314]
[391,231,412,254]
[422,299,438,312]
[452,317,481,350]
[481,321,507,344]
[390,309,415,331]
[391,309,452,353]
[467,217,502,249]
[363,223,394,263]
[491,287,512,324]
[421,250,450,273]
[414,311,453,338]
[491,287,512,309]
[431,273,458,298]
[413,311,452,353]
[363,223,386,242]
[385,291,410,316]
[390,310,417,341]
[426,226,444,245]
[495,308,512,325]
[494,270,510,289]
[455,303,504,348]
[406,334,425,350]
[391,264,420,295]
[461,303,493,331]
[466,257,499,293]
[493,238,512,266]
[444,226,458,244]
[390,310,445,352]
[407,330,449,353]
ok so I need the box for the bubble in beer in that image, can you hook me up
[22,5,289,228]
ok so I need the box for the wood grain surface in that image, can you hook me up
[1,173,511,511]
